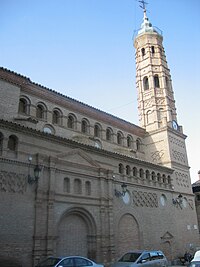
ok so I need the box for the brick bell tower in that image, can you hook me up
[134,6,192,194]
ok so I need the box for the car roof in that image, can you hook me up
[124,250,162,253]
[50,256,92,260]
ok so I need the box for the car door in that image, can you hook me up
[57,258,74,267]
[74,257,93,267]
[136,253,155,267]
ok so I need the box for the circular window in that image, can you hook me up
[43,125,54,134]
[94,140,102,149]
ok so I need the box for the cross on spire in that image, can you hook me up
[138,0,148,12]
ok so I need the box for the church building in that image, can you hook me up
[0,6,199,267]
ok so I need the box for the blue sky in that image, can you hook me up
[1,0,200,182]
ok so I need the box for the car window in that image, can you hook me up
[119,253,142,262]
[150,252,159,261]
[74,258,93,267]
[140,253,151,262]
[157,252,164,259]
[36,257,61,267]
[59,258,74,267]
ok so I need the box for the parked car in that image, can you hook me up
[111,250,168,267]
[187,250,200,267]
[35,256,104,267]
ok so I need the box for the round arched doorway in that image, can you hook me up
[117,214,140,257]
[56,208,97,260]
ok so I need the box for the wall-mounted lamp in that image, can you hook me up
[28,156,42,184]
[172,194,183,205]
[115,182,128,197]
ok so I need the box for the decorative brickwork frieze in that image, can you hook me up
[144,99,153,108]
[132,190,158,207]
[169,135,185,148]
[0,170,26,193]
[175,171,189,188]
[156,98,165,105]
[172,149,186,164]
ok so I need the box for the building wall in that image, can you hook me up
[0,107,199,267]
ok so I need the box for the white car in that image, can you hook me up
[35,256,104,267]
[111,250,168,267]
[188,250,200,267]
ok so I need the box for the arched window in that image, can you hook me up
[167,175,171,184]
[64,177,70,193]
[18,97,29,114]
[139,168,144,179]
[119,163,124,174]
[67,114,76,129]
[36,103,46,119]
[143,76,149,90]
[157,173,161,183]
[117,131,123,145]
[85,181,91,196]
[141,48,145,56]
[52,109,62,125]
[162,174,166,183]
[81,119,89,134]
[146,170,150,180]
[126,165,131,176]
[127,135,133,148]
[151,46,155,54]
[154,75,160,88]
[8,135,18,151]
[74,179,82,194]
[106,128,112,141]
[136,138,141,151]
[133,167,137,177]
[94,123,101,138]
[152,171,156,181]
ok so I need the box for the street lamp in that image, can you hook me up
[28,156,42,184]
[115,182,128,197]
[172,194,183,205]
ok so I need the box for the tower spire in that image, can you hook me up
[137,0,158,35]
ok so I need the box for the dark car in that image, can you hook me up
[35,256,104,267]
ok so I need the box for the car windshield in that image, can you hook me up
[119,253,142,263]
[36,257,61,267]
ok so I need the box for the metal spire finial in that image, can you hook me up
[138,0,148,13]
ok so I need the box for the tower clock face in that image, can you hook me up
[172,120,178,130]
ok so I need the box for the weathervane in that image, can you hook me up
[138,0,148,12]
